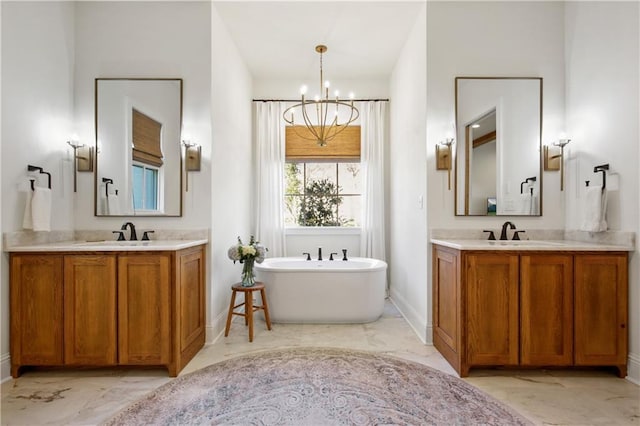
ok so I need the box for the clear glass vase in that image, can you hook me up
[241,258,256,287]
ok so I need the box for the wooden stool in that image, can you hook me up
[224,282,272,342]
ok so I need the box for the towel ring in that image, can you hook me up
[593,164,609,190]
[27,165,51,189]
[102,177,114,198]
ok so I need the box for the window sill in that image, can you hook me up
[284,227,361,236]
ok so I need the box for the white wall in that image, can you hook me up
[564,1,640,383]
[389,4,428,341]
[1,1,76,380]
[209,3,254,338]
[427,1,565,230]
[424,1,566,344]
[73,1,212,230]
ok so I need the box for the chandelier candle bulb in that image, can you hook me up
[283,44,359,147]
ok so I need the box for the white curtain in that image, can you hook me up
[360,101,387,260]
[254,102,286,257]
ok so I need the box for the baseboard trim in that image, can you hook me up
[626,352,640,385]
[1,352,11,383]
[388,291,427,344]
[206,310,229,344]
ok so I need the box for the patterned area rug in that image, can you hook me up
[105,348,531,425]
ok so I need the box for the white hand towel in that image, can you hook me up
[22,190,33,230]
[31,187,52,232]
[106,193,120,215]
[580,186,608,232]
[519,193,532,215]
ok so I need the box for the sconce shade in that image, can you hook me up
[185,145,201,171]
[436,144,451,170]
[76,145,94,172]
[543,145,561,171]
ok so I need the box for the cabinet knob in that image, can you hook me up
[621,324,626,328]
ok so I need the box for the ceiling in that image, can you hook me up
[213,1,426,81]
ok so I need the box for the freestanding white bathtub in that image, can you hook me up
[254,257,387,323]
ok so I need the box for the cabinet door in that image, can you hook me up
[64,255,117,365]
[10,254,64,369]
[118,254,171,365]
[520,254,573,365]
[432,246,462,373]
[466,253,519,366]
[574,254,627,369]
[178,248,205,354]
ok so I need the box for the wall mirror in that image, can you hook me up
[95,78,183,216]
[455,77,542,216]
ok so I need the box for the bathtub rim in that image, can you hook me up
[255,256,387,273]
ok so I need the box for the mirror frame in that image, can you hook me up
[454,76,543,217]
[94,77,184,217]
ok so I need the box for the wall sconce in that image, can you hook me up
[67,137,94,192]
[182,140,201,192]
[544,134,571,191]
[437,137,454,190]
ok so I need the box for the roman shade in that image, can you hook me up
[285,126,361,160]
[132,109,163,167]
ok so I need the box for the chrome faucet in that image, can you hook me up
[500,221,516,240]
[317,247,323,261]
[121,222,138,241]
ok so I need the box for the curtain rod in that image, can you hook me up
[252,98,389,102]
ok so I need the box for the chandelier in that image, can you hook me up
[283,45,359,147]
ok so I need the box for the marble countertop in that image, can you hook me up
[430,239,634,252]
[5,239,208,252]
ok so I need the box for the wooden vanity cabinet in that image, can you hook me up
[10,245,205,378]
[574,254,628,376]
[64,255,118,365]
[465,253,519,368]
[520,254,574,366]
[10,255,64,370]
[118,254,172,366]
[432,245,628,377]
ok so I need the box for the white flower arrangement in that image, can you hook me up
[228,235,267,264]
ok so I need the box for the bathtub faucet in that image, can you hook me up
[317,247,323,261]
[342,249,348,261]
[302,252,311,261]
[329,252,338,261]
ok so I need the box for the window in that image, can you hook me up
[132,163,159,211]
[284,162,361,227]
[284,125,362,227]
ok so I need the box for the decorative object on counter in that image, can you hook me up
[436,136,454,190]
[228,235,267,287]
[23,165,52,232]
[544,133,570,190]
[581,164,610,232]
[182,140,201,192]
[283,44,359,147]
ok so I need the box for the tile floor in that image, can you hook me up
[1,302,638,425]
